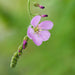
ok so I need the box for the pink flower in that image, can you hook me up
[27,16,53,46]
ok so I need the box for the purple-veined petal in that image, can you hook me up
[39,31,51,41]
[27,27,34,39]
[39,21,53,30]
[32,33,43,46]
[31,16,41,27]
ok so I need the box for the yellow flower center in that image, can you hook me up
[34,26,39,32]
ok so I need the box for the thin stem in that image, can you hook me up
[28,0,37,18]
[28,0,32,18]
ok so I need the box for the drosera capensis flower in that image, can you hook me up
[10,0,54,68]
[27,15,53,46]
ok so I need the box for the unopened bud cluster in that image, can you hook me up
[34,3,48,17]
[10,36,29,68]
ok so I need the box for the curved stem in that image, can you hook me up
[28,0,33,18]
[28,0,37,18]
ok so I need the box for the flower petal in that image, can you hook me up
[39,21,53,30]
[27,26,34,39]
[32,33,43,46]
[31,16,41,27]
[39,31,51,41]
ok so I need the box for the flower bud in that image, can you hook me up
[10,35,29,68]
[13,52,19,59]
[18,44,23,50]
[34,3,39,7]
[10,52,19,68]
[24,36,29,41]
[23,40,27,49]
[34,3,45,9]
[10,63,16,68]
[39,5,45,9]
[18,50,22,56]
[41,15,48,17]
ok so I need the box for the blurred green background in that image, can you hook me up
[0,0,75,75]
